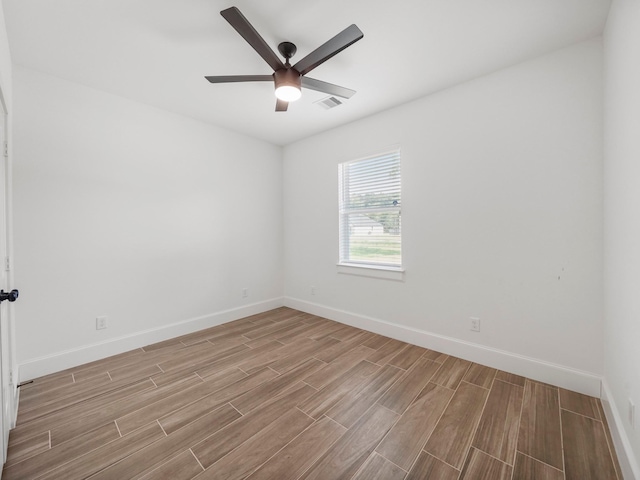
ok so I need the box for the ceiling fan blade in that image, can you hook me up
[293,24,363,76]
[220,7,285,72]
[275,98,289,112]
[301,77,356,99]
[205,75,273,83]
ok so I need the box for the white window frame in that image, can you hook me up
[337,148,404,281]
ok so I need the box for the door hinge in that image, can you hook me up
[2,141,7,158]
[4,256,9,272]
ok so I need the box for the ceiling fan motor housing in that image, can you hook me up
[274,68,301,88]
[274,68,302,101]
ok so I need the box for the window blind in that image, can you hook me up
[339,150,401,267]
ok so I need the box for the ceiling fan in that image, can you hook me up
[205,7,364,112]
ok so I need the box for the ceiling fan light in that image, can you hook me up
[274,69,302,102]
[275,85,302,102]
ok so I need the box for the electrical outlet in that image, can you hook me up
[242,288,248,298]
[96,316,108,330]
[310,286,316,296]
[629,398,635,429]
[470,317,480,332]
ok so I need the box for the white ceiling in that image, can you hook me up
[3,0,611,146]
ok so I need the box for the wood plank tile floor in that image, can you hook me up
[3,307,623,480]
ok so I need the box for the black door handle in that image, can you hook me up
[0,289,19,303]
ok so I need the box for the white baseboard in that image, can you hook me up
[284,296,602,397]
[601,380,640,480]
[17,297,284,382]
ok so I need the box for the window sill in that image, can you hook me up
[336,263,405,281]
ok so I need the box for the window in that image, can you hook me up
[338,149,402,270]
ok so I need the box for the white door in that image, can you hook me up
[0,87,16,464]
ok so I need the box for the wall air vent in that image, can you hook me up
[315,96,343,110]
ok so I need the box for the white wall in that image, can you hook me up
[12,66,283,378]
[604,0,640,476]
[284,40,603,389]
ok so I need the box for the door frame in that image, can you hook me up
[0,81,17,464]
